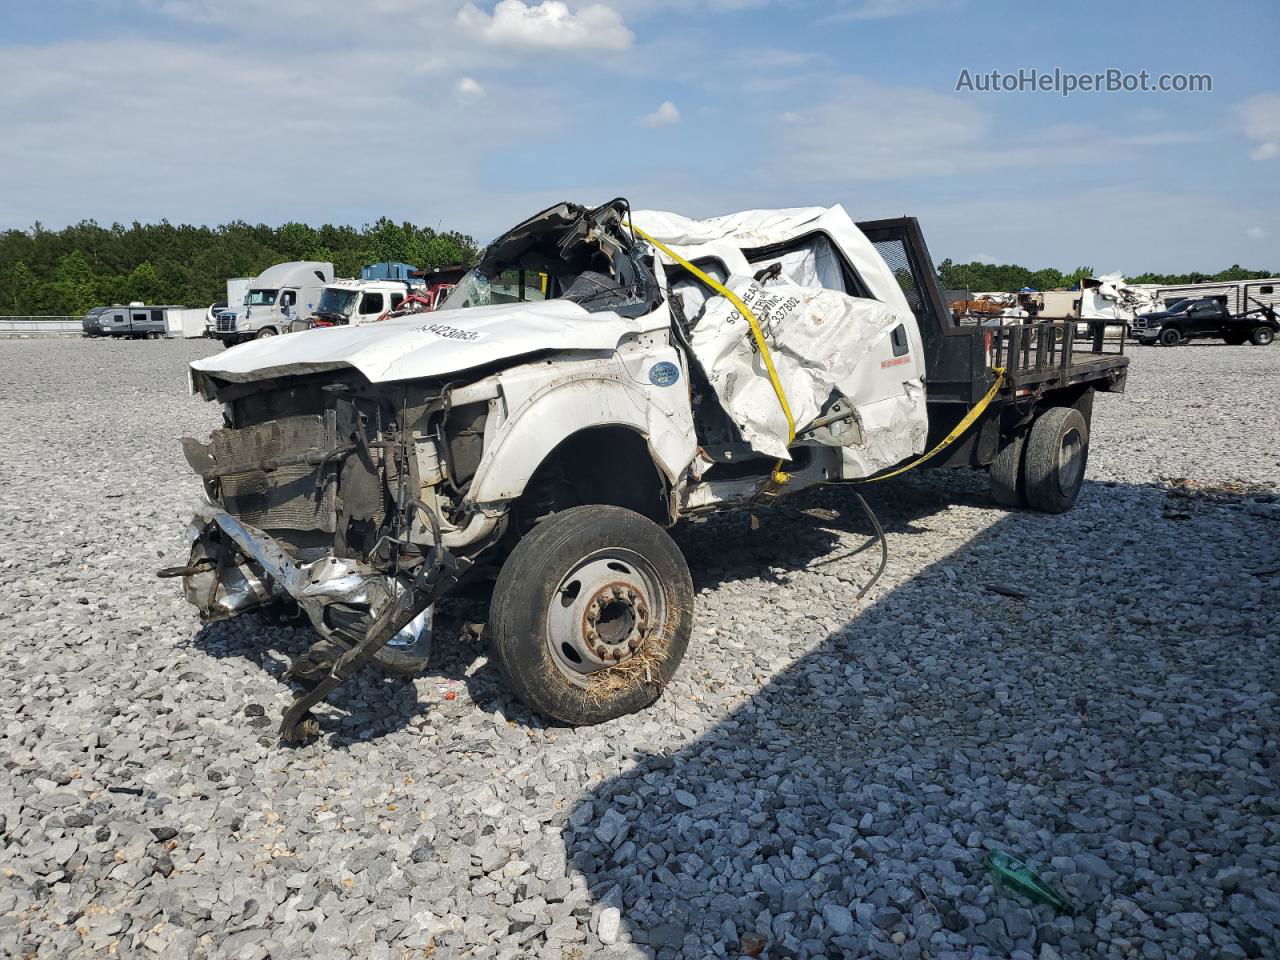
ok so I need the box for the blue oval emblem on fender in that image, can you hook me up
[648,361,680,387]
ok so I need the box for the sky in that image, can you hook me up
[1,0,1278,273]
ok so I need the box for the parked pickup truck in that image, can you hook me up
[172,199,1129,739]
[1130,296,1278,346]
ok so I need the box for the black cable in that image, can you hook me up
[851,491,888,602]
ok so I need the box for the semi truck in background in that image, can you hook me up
[206,277,252,336]
[211,262,333,348]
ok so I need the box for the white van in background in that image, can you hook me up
[212,261,333,348]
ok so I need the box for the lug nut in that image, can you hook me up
[594,645,609,660]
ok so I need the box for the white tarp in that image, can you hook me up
[691,275,924,460]
[633,206,929,470]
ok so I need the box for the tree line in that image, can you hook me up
[2,218,1274,315]
[937,258,1276,294]
[0,219,477,316]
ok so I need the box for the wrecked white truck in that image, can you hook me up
[172,199,1129,739]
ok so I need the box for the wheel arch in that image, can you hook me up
[512,424,674,526]
[468,373,693,519]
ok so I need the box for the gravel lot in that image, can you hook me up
[1,337,1276,960]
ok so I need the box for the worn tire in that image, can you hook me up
[256,327,278,339]
[989,430,1028,508]
[489,505,693,725]
[1251,326,1275,346]
[1159,328,1182,346]
[1024,407,1089,514]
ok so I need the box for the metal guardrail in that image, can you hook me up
[0,316,83,336]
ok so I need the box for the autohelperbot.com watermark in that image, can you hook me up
[956,67,1212,97]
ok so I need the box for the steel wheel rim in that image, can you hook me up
[544,548,666,686]
[1058,427,1084,493]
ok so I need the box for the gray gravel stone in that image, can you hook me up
[0,337,1276,960]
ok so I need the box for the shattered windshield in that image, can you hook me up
[436,199,659,316]
[439,269,547,310]
[245,288,278,306]
[317,288,359,317]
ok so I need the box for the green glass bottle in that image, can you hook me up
[986,850,1079,916]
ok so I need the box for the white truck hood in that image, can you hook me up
[190,299,629,386]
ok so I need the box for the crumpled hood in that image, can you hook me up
[190,299,629,386]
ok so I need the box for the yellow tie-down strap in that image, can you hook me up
[631,221,1004,489]
[630,222,795,485]
[852,366,1006,483]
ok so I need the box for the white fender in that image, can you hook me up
[467,356,696,505]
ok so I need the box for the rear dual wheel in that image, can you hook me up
[990,405,1090,513]
[488,505,693,725]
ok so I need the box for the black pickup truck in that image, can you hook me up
[1130,296,1278,346]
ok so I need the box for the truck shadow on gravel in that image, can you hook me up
[563,476,1279,959]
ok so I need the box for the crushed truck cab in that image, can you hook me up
[172,199,988,737]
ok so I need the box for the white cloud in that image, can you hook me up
[1247,226,1269,240]
[642,100,681,127]
[824,0,958,22]
[767,77,1204,183]
[457,1,633,51]
[1233,93,1280,161]
[457,76,486,97]
[0,36,560,235]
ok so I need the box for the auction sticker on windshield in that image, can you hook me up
[417,323,482,342]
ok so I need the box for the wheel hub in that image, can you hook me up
[582,582,649,662]
[545,551,665,682]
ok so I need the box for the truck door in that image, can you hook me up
[357,291,385,323]
[1187,299,1224,336]
[279,290,297,326]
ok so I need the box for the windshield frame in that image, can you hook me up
[436,198,661,318]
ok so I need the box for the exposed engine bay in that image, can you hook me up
[178,200,665,739]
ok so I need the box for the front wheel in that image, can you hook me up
[488,505,693,725]
[256,327,277,340]
[1024,406,1089,513]
[1159,328,1182,346]
[1251,326,1275,346]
